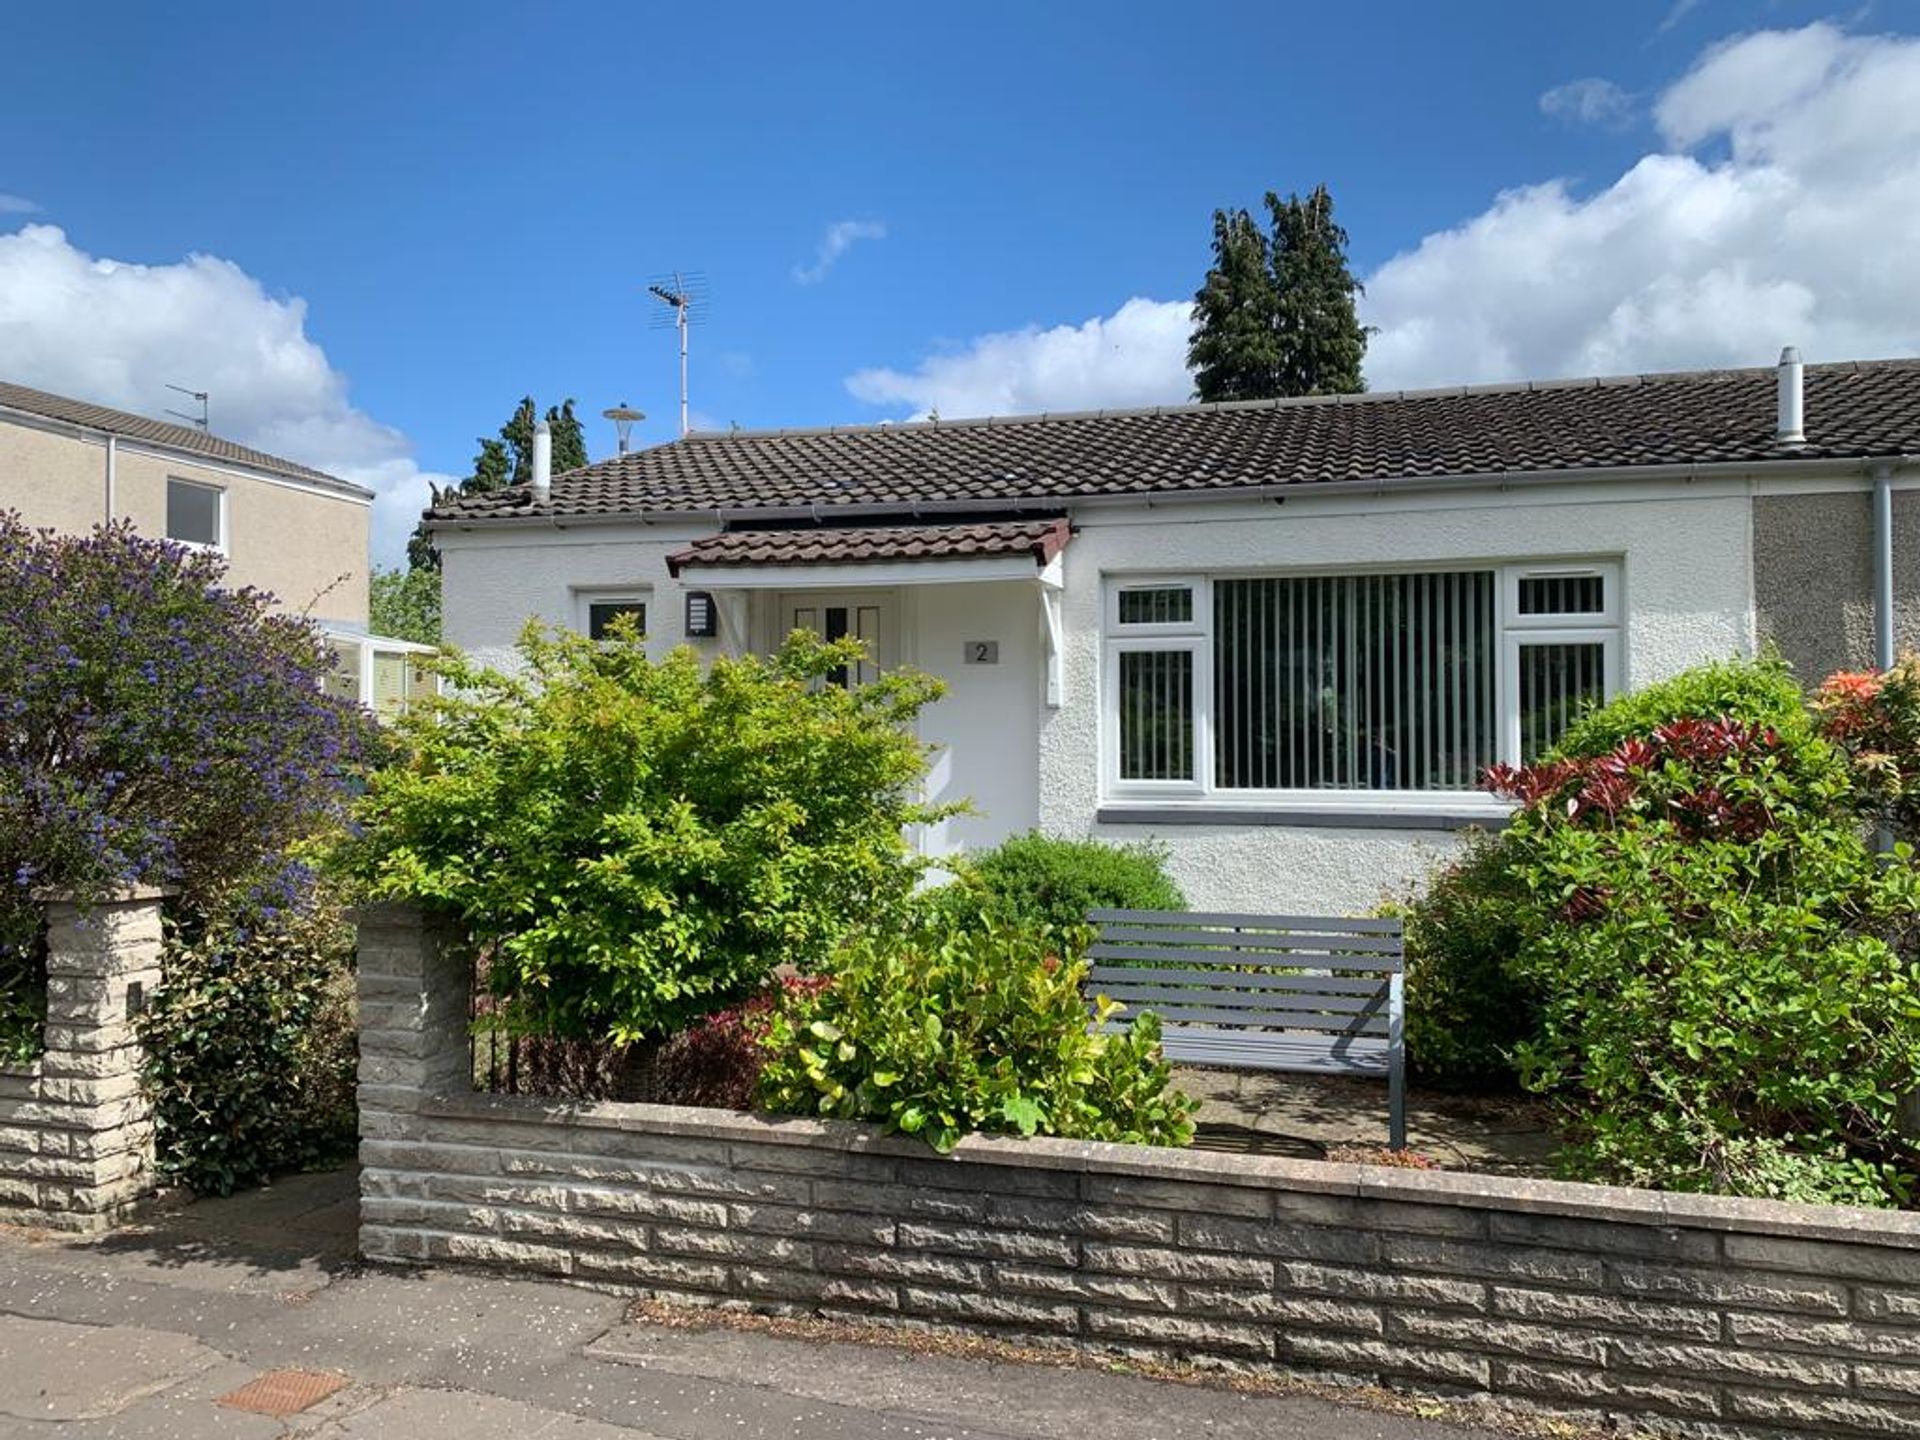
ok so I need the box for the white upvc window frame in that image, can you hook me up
[164,476,227,554]
[1101,560,1622,809]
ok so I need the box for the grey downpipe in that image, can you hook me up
[1874,462,1895,671]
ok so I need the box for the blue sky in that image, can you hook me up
[3,2,1917,563]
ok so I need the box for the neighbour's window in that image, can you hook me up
[1104,564,1619,799]
[165,478,223,548]
[584,597,648,641]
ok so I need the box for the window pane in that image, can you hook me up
[1118,587,1193,626]
[587,601,646,640]
[1119,650,1193,781]
[1213,572,1497,791]
[1518,574,1605,616]
[1519,642,1607,762]
[166,480,220,546]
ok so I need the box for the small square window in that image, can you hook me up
[166,479,223,548]
[586,600,647,640]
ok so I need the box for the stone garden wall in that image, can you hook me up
[358,902,1920,1440]
[0,890,163,1230]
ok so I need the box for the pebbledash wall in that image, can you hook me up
[0,891,164,1230]
[361,903,1920,1440]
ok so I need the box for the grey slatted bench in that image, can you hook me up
[1084,908,1406,1149]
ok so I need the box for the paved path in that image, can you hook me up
[0,1168,1517,1440]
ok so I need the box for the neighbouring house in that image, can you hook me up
[427,350,1920,912]
[0,377,429,716]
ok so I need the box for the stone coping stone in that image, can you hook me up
[423,1091,1920,1250]
[29,886,175,904]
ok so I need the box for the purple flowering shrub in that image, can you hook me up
[0,515,376,1177]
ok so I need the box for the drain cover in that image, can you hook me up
[215,1368,348,1417]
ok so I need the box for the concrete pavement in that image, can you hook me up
[0,1167,1533,1440]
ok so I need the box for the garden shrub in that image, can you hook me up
[0,516,375,1186]
[1393,828,1538,1092]
[139,873,359,1196]
[651,976,828,1110]
[1484,666,1920,1207]
[931,832,1185,933]
[757,922,1197,1152]
[1814,654,1920,842]
[333,622,946,1043]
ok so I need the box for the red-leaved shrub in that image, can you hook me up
[653,976,828,1110]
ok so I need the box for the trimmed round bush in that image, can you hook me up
[932,832,1185,934]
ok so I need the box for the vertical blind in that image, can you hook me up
[1211,572,1499,791]
[1518,642,1607,762]
[1119,649,1194,781]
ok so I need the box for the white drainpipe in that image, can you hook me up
[104,434,117,522]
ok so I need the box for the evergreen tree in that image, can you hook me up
[1187,183,1369,402]
[545,399,588,474]
[1188,209,1280,403]
[466,438,512,494]
[1267,185,1368,397]
[501,397,539,486]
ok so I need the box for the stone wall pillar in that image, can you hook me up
[0,888,166,1230]
[354,902,469,1115]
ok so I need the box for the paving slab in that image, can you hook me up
[300,1387,664,1439]
[0,1315,224,1423]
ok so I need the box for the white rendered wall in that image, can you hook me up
[438,521,722,672]
[1038,482,1759,914]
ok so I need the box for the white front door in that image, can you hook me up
[781,593,891,687]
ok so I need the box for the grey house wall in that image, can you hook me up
[1753,491,1920,683]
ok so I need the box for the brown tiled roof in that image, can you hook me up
[667,518,1072,575]
[429,358,1920,525]
[0,379,366,495]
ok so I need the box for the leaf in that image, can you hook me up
[1000,1094,1044,1136]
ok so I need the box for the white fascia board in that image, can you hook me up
[676,556,1043,589]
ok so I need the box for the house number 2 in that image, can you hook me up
[965,641,999,665]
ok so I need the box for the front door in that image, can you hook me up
[782,593,890,688]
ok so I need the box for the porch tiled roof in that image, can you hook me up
[428,357,1920,526]
[666,518,1071,575]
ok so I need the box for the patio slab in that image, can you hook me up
[1175,1066,1559,1175]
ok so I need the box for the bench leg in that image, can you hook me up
[1388,1050,1407,1151]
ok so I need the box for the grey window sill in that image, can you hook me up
[1095,805,1511,832]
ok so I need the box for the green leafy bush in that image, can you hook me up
[0,931,43,1066]
[369,565,442,646]
[932,833,1185,933]
[333,623,945,1043]
[1394,658,1843,1098]
[1484,664,1920,1206]
[139,876,359,1196]
[758,923,1196,1152]
[1815,656,1920,842]
[1393,829,1538,1092]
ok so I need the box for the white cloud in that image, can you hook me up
[846,22,1920,418]
[0,195,39,216]
[1657,0,1705,36]
[1539,77,1636,128]
[845,298,1192,419]
[792,219,886,286]
[1366,22,1920,388]
[0,224,450,574]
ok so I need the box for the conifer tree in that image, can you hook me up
[1187,184,1369,401]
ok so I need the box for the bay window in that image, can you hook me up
[1103,563,1619,803]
